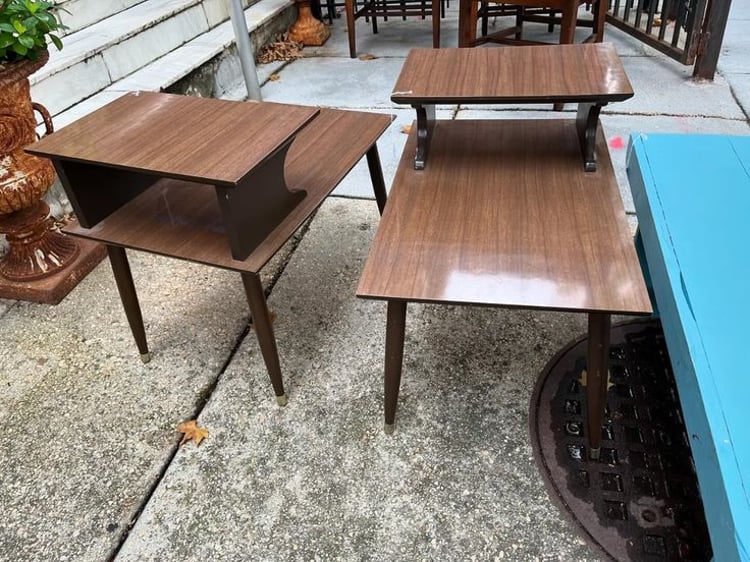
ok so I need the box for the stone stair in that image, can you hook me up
[32,0,295,129]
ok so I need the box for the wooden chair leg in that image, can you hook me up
[558,3,577,44]
[458,0,478,47]
[345,0,357,57]
[106,245,150,363]
[366,143,388,215]
[586,312,611,459]
[431,0,440,47]
[384,300,407,434]
[515,6,524,40]
[241,272,287,406]
[481,0,489,38]
[592,0,606,42]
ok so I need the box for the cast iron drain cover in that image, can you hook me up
[530,320,712,561]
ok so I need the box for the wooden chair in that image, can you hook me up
[345,0,441,58]
[472,0,606,47]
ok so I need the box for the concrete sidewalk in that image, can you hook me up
[1,3,748,561]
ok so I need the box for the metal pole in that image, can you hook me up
[693,0,733,80]
[228,0,263,100]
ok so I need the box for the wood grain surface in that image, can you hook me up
[27,92,319,187]
[357,119,651,315]
[391,44,633,105]
[64,108,392,273]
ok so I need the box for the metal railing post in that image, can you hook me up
[228,0,263,101]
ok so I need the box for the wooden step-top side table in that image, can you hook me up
[361,45,649,460]
[28,92,392,405]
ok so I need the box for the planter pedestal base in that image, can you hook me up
[0,236,106,304]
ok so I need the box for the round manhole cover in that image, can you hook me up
[529,320,712,561]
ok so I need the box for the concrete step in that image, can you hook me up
[32,0,266,117]
[55,0,149,35]
[41,0,294,129]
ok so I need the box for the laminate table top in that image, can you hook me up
[28,91,320,187]
[357,118,651,315]
[391,44,634,106]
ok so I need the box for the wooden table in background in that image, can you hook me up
[28,92,391,406]
[457,0,606,48]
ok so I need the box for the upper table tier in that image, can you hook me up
[27,92,319,188]
[391,44,633,106]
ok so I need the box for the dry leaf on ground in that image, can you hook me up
[177,420,209,446]
[257,33,304,64]
[358,53,378,61]
[269,73,281,82]
[401,124,412,134]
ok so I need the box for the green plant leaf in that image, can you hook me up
[48,32,61,50]
[17,33,32,48]
[12,18,27,34]
[0,0,63,62]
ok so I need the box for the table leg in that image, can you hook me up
[457,0,476,48]
[106,245,150,363]
[586,312,611,460]
[558,3,577,44]
[576,102,603,172]
[592,0,606,42]
[345,0,357,57]
[431,0,440,48]
[241,272,287,406]
[384,300,407,434]
[414,104,436,170]
[365,144,388,215]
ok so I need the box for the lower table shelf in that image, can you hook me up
[65,108,392,274]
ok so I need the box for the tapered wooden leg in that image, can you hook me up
[384,300,407,434]
[587,312,611,459]
[241,272,287,406]
[106,245,150,363]
[366,144,387,215]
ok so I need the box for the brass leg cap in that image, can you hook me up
[140,352,151,364]
[589,447,600,461]
[276,394,288,407]
[384,423,395,435]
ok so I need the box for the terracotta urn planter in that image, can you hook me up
[0,49,79,281]
[288,0,331,46]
